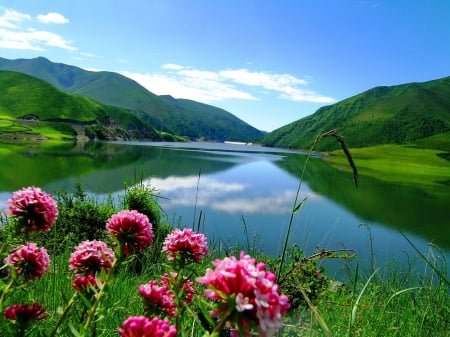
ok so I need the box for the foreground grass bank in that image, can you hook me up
[0,183,449,336]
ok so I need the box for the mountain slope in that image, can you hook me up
[0,70,159,141]
[0,57,264,142]
[261,76,450,151]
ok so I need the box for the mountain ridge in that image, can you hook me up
[261,76,450,151]
[0,57,264,142]
[0,70,160,141]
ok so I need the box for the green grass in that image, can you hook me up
[1,184,449,337]
[11,229,450,337]
[325,144,450,188]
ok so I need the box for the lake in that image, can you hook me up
[1,141,449,279]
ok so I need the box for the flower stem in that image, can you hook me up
[212,309,233,335]
[0,278,15,309]
[49,292,78,337]
[82,244,122,335]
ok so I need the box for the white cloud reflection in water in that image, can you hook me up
[145,175,322,215]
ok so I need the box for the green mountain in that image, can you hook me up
[0,57,264,142]
[261,76,450,151]
[0,70,159,141]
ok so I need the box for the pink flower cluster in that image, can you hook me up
[106,210,154,255]
[4,242,50,281]
[197,252,290,337]
[72,274,102,292]
[3,303,48,323]
[138,279,177,317]
[118,316,176,337]
[69,240,114,275]
[162,228,208,263]
[7,186,58,233]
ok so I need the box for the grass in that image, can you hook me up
[0,117,75,141]
[324,144,450,188]
[9,229,450,337]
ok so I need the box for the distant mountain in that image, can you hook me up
[261,76,450,151]
[0,70,159,141]
[0,57,264,142]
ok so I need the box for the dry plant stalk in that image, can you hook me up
[313,129,358,188]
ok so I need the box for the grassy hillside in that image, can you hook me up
[262,76,450,151]
[158,95,264,141]
[0,57,265,142]
[0,70,159,141]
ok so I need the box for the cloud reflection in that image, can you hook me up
[145,175,321,215]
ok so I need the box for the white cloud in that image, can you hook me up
[0,8,30,28]
[220,69,334,103]
[120,64,334,104]
[37,12,69,24]
[0,28,76,51]
[0,7,76,51]
[162,63,184,70]
[120,70,257,102]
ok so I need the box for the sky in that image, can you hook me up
[0,1,449,132]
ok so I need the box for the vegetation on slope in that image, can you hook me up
[0,57,265,142]
[0,70,160,141]
[262,76,450,151]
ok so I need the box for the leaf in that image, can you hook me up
[293,196,308,214]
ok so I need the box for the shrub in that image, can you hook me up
[275,247,330,310]
[124,184,161,229]
[48,183,117,253]
[123,183,171,273]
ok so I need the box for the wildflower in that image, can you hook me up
[4,243,50,281]
[106,210,154,255]
[197,252,290,337]
[3,303,48,323]
[69,240,114,275]
[162,228,208,263]
[118,316,177,337]
[7,186,58,233]
[161,272,195,305]
[72,274,102,292]
[137,280,177,317]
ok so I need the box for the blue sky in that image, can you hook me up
[0,1,449,131]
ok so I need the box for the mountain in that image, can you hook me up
[261,76,450,151]
[0,70,159,141]
[0,57,264,142]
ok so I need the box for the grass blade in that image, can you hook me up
[400,231,450,287]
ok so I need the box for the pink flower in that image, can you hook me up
[197,252,290,337]
[118,316,177,337]
[7,186,58,233]
[161,272,195,305]
[3,303,48,323]
[69,240,114,275]
[4,243,50,281]
[106,210,154,255]
[137,280,177,317]
[162,228,208,263]
[72,274,102,292]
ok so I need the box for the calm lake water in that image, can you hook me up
[1,141,449,279]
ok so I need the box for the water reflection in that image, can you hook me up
[0,141,448,277]
[148,174,317,214]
